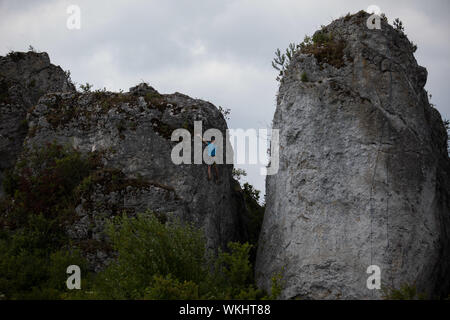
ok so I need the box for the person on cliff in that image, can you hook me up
[197,134,220,183]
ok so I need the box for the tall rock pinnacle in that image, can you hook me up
[256,11,450,299]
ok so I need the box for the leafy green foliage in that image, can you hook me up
[6,51,27,62]
[272,26,348,82]
[242,183,265,248]
[299,29,347,69]
[0,143,96,299]
[218,106,231,121]
[144,91,165,105]
[0,212,88,299]
[211,242,254,297]
[87,213,206,299]
[267,271,283,300]
[232,168,247,181]
[2,143,100,229]
[272,43,298,81]
[79,82,93,92]
[1,143,280,300]
[393,18,405,32]
[67,213,281,300]
[382,283,427,300]
[230,168,265,266]
[143,274,200,299]
[64,69,73,87]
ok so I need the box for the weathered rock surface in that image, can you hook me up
[256,11,450,299]
[23,82,247,270]
[0,51,75,196]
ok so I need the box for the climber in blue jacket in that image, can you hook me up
[197,134,220,182]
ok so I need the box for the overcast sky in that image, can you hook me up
[1,0,449,197]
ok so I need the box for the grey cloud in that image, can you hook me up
[1,0,449,195]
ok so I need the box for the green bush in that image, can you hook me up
[0,143,94,299]
[267,272,283,300]
[382,283,427,300]
[393,18,405,32]
[207,242,256,299]
[0,224,86,299]
[68,213,280,300]
[241,183,265,261]
[143,274,200,300]
[299,30,347,69]
[272,43,298,81]
[87,212,206,299]
[1,142,281,300]
[79,82,93,92]
[4,142,99,226]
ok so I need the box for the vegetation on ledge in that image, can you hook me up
[0,143,280,300]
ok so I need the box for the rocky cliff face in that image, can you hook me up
[23,83,247,270]
[1,52,248,272]
[0,51,75,196]
[256,11,450,299]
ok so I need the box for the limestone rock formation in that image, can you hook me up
[256,11,450,299]
[22,82,247,270]
[0,51,75,196]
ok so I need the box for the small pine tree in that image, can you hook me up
[218,106,231,120]
[79,82,93,92]
[393,18,405,32]
[272,43,298,82]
